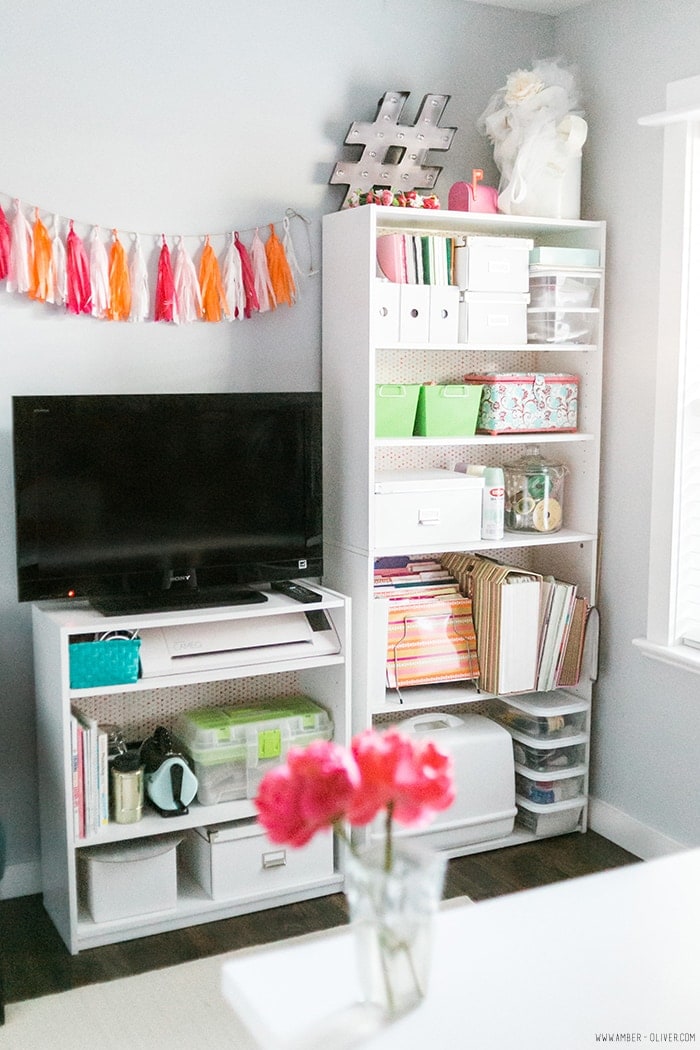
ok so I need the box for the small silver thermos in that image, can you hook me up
[110,751,144,824]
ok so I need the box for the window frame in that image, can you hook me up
[635,74,700,673]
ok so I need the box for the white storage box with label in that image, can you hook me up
[374,469,483,549]
[454,235,533,293]
[79,834,180,923]
[173,698,333,805]
[389,712,516,850]
[459,291,529,345]
[182,818,334,901]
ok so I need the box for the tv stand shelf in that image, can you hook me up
[31,585,350,954]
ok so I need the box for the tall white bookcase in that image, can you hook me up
[321,204,605,852]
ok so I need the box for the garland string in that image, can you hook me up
[0,194,314,324]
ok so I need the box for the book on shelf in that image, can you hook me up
[71,707,109,838]
[376,233,456,286]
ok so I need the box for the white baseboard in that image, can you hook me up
[0,859,42,899]
[588,796,689,860]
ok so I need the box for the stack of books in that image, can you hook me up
[70,709,109,839]
[376,233,456,286]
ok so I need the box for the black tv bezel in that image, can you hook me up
[11,391,323,611]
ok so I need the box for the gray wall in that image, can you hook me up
[555,0,700,852]
[0,0,554,894]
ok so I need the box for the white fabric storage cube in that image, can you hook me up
[428,285,460,343]
[182,818,334,901]
[372,280,401,344]
[373,469,483,548]
[390,712,516,850]
[459,291,529,345]
[79,835,180,923]
[399,284,431,342]
[454,235,533,292]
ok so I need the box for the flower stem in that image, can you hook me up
[384,802,394,873]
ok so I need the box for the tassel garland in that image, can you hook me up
[108,231,131,321]
[173,238,203,324]
[0,196,307,324]
[29,211,54,303]
[66,221,91,315]
[8,200,33,295]
[155,236,175,322]
[234,233,259,319]
[0,205,10,281]
[199,236,229,322]
[266,222,296,307]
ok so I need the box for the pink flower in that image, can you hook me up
[255,740,359,847]
[348,729,455,828]
[378,189,394,206]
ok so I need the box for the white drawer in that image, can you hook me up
[182,819,334,901]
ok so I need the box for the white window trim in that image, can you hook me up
[634,74,700,674]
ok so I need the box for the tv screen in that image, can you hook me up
[12,392,323,614]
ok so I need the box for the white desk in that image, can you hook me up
[222,849,700,1050]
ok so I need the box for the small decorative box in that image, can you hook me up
[464,372,579,434]
[69,638,142,689]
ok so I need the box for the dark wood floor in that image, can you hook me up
[0,831,638,1006]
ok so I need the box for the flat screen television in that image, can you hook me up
[12,392,323,614]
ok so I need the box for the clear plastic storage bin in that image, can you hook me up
[173,697,333,805]
[516,797,585,836]
[528,270,599,309]
[511,737,586,774]
[515,770,585,804]
[488,695,586,739]
[527,308,597,345]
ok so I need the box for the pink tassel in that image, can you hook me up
[66,221,91,314]
[0,204,11,280]
[234,233,259,319]
[250,227,275,312]
[222,234,246,320]
[155,236,175,322]
[8,199,33,294]
[129,235,149,321]
[173,238,202,324]
[49,217,67,306]
[89,227,111,319]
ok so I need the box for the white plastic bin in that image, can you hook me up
[79,834,180,923]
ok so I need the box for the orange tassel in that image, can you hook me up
[29,211,53,302]
[199,237,229,322]
[265,223,296,307]
[108,231,131,321]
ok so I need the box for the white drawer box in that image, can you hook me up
[182,818,334,901]
[374,469,483,548]
[454,235,533,293]
[459,291,529,345]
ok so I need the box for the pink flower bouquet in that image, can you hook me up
[255,728,455,872]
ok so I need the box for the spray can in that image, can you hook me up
[482,466,505,540]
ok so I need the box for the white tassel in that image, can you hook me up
[173,238,203,324]
[7,199,33,294]
[281,215,303,301]
[129,234,149,322]
[49,216,67,306]
[222,233,246,320]
[250,227,275,312]
[89,227,110,319]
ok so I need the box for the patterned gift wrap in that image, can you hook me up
[385,596,479,689]
[464,372,578,434]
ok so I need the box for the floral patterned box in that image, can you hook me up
[463,372,579,434]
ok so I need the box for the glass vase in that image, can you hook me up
[344,843,447,1019]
